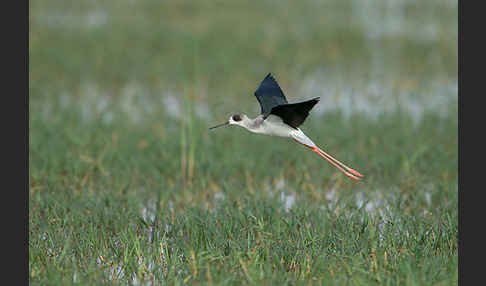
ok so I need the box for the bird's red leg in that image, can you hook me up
[293,139,361,181]
[315,147,363,178]
[311,147,361,181]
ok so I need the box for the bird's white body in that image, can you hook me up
[229,114,317,148]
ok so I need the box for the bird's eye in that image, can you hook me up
[232,115,242,121]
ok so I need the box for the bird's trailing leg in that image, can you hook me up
[315,147,363,178]
[311,147,362,181]
[293,139,363,181]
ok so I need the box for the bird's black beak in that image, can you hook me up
[209,121,229,130]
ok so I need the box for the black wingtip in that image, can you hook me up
[264,73,280,85]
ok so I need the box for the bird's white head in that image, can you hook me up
[228,114,249,127]
[209,114,249,130]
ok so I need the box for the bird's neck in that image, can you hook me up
[241,116,264,133]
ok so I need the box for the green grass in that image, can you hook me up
[30,0,457,285]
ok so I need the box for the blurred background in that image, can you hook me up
[30,0,457,127]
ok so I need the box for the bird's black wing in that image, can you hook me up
[254,73,288,115]
[269,97,320,129]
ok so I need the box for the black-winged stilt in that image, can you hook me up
[210,73,363,181]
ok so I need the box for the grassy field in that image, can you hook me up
[29,0,458,285]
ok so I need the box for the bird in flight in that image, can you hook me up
[209,73,363,181]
